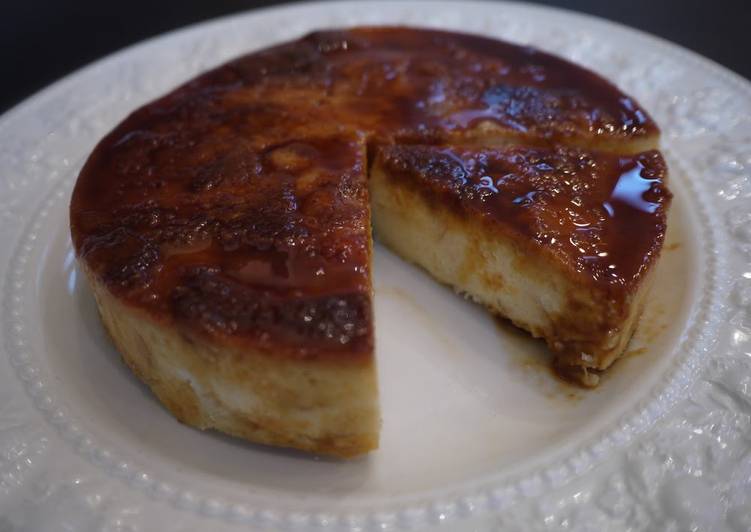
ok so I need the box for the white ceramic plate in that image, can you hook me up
[2,2,750,530]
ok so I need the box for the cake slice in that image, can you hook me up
[371,144,671,386]
[71,134,380,457]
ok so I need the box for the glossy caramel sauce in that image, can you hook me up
[376,145,670,298]
[70,27,662,359]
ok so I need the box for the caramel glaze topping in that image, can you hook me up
[376,145,671,302]
[70,27,661,360]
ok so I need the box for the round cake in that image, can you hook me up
[69,27,670,457]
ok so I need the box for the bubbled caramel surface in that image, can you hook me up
[376,145,670,294]
[70,27,662,359]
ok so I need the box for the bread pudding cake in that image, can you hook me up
[69,27,670,457]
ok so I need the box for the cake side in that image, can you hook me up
[86,265,380,457]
